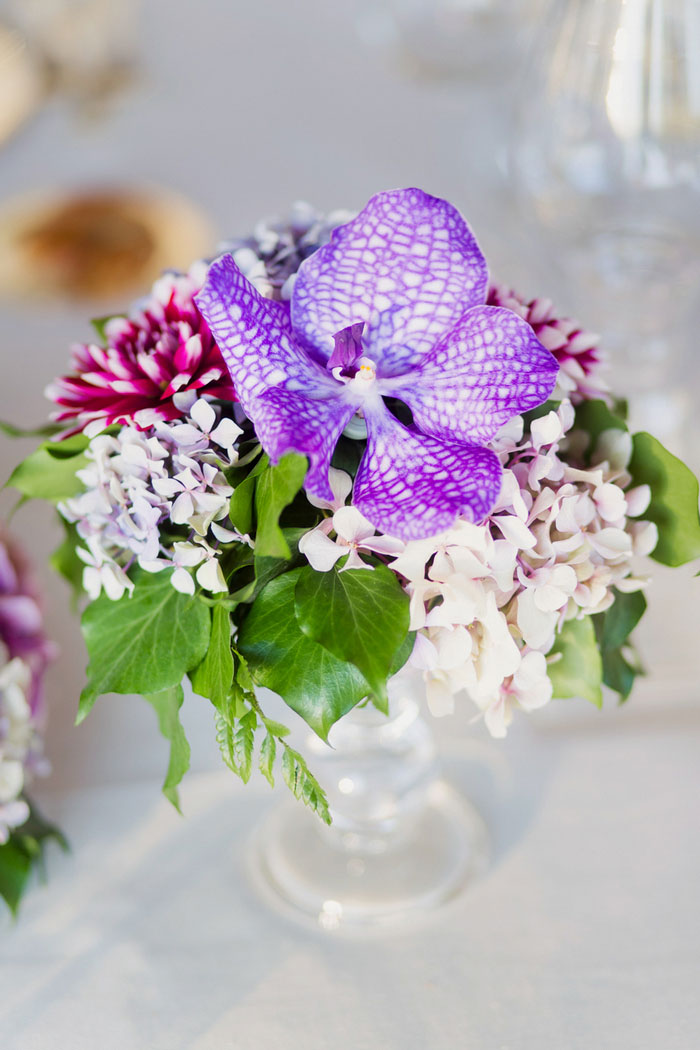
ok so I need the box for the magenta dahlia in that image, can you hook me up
[46,263,237,437]
[487,283,609,404]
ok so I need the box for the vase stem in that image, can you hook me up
[251,693,489,932]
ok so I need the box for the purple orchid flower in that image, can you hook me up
[196,189,558,540]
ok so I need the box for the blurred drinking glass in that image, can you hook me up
[510,0,700,444]
[357,0,545,81]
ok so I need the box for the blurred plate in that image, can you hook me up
[0,186,215,304]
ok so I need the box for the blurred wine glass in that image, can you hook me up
[6,0,141,115]
[510,0,700,447]
[356,0,545,81]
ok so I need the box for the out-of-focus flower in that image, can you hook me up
[0,532,54,843]
[46,264,236,438]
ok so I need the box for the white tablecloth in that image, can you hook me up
[1,2,699,1046]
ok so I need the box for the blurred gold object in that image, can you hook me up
[0,23,44,146]
[6,0,140,115]
[0,187,215,303]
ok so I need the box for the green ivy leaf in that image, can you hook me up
[254,454,308,559]
[189,604,233,710]
[0,840,32,917]
[78,569,210,723]
[601,646,643,702]
[548,616,604,708]
[594,589,647,653]
[238,569,368,740]
[6,437,88,502]
[629,431,700,567]
[294,562,410,708]
[574,399,628,463]
[144,684,191,812]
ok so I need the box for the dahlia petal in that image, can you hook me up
[195,254,334,417]
[251,387,355,503]
[354,404,502,541]
[387,307,558,445]
[291,188,488,365]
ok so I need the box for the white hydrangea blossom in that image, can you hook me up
[59,396,248,600]
[388,401,656,737]
[0,647,42,843]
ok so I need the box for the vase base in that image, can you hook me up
[250,780,488,933]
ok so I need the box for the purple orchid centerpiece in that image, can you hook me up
[195,189,559,540]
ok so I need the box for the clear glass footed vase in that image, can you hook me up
[251,693,489,932]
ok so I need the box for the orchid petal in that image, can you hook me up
[252,386,355,503]
[195,254,335,415]
[292,188,488,366]
[354,404,502,541]
[386,306,558,445]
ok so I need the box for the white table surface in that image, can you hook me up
[1,2,700,1046]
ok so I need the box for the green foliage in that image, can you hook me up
[144,685,191,811]
[50,517,85,606]
[254,453,308,558]
[548,616,604,708]
[0,800,67,916]
[238,570,368,740]
[91,314,124,342]
[629,432,700,567]
[209,652,330,822]
[0,420,63,439]
[294,561,410,710]
[593,589,647,702]
[574,398,628,462]
[189,604,234,710]
[6,434,88,502]
[78,569,210,723]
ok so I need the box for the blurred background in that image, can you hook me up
[1,0,699,793]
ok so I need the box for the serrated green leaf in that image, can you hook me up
[189,604,234,710]
[629,431,700,567]
[254,453,308,559]
[259,732,277,787]
[294,562,410,707]
[281,746,331,824]
[233,709,257,783]
[6,441,87,501]
[144,684,191,812]
[78,569,210,723]
[548,616,603,708]
[238,569,368,740]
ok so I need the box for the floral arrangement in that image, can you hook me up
[0,528,62,915]
[6,189,700,825]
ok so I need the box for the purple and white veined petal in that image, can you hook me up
[291,188,489,365]
[195,254,335,414]
[353,403,502,541]
[252,386,356,503]
[386,306,559,445]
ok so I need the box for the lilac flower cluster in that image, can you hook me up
[58,396,246,600]
[0,533,53,842]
